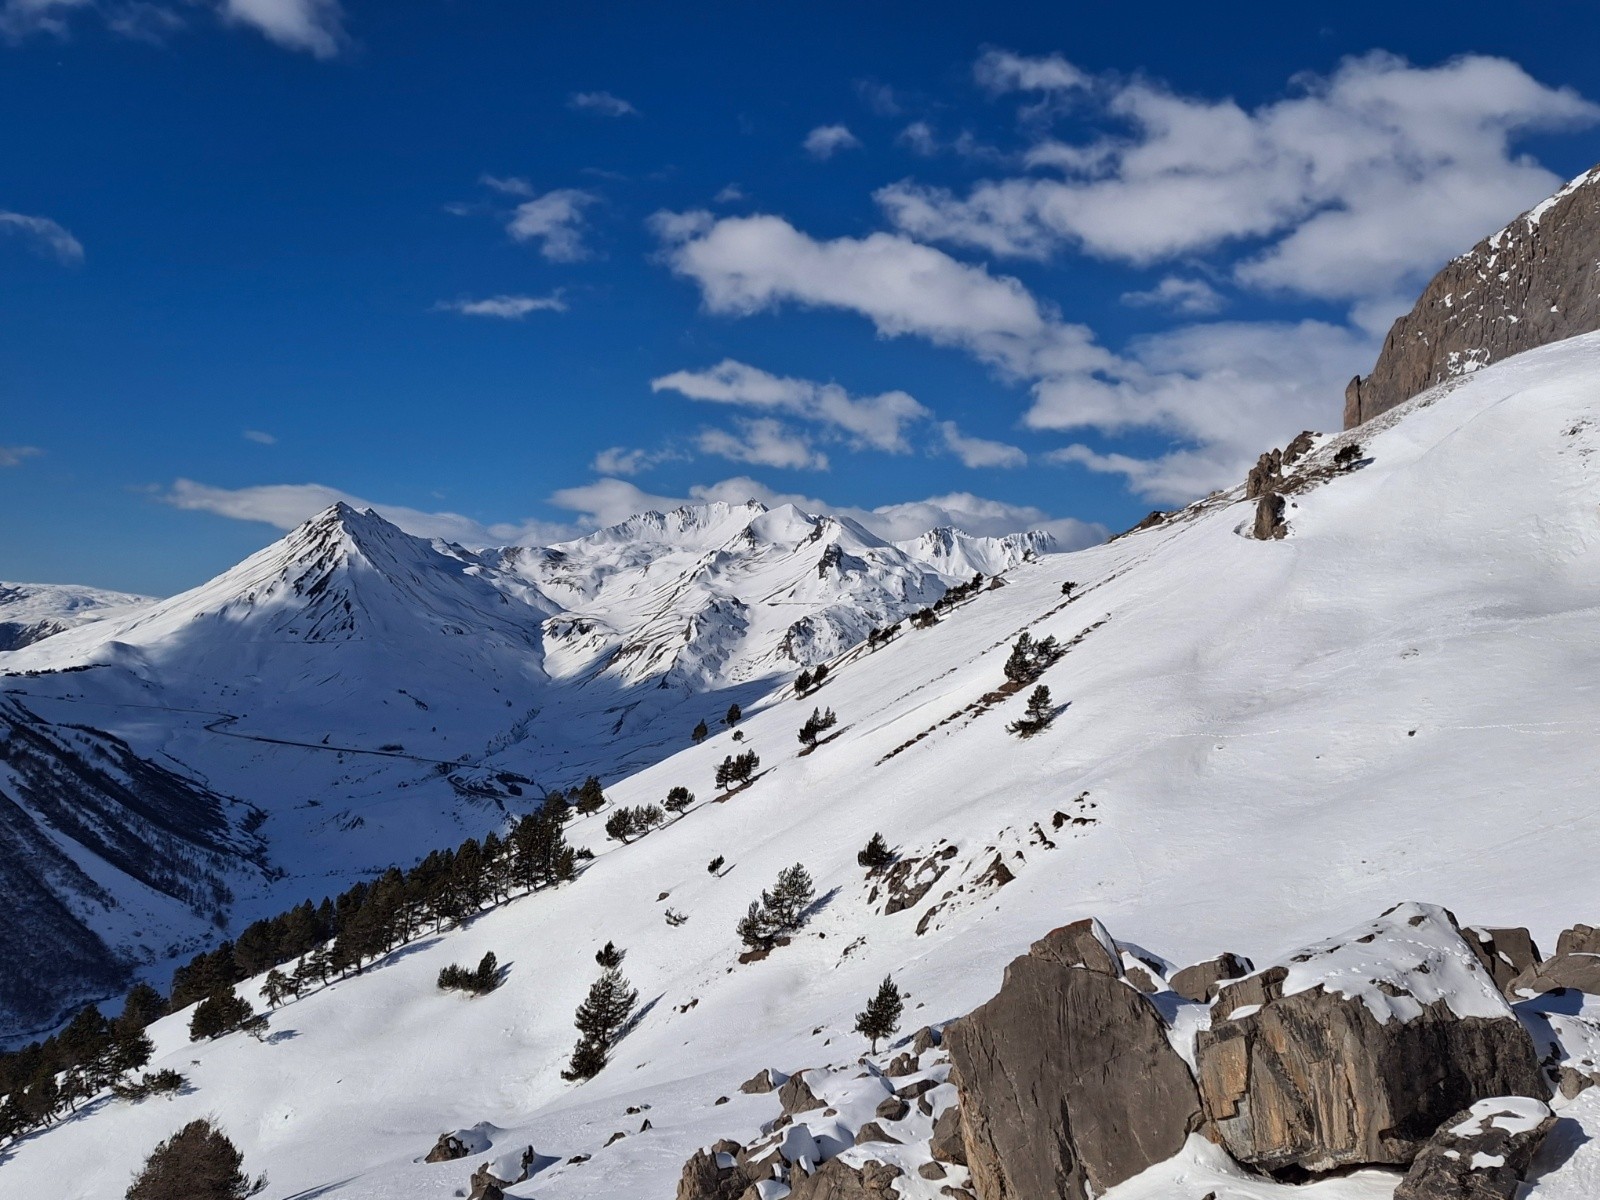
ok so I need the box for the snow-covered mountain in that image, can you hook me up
[0,582,154,652]
[6,331,1600,1199]
[0,499,1049,1036]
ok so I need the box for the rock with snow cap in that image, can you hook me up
[1464,927,1542,996]
[945,916,1201,1200]
[1195,902,1546,1174]
[1169,953,1254,1003]
[784,1157,903,1200]
[1393,1096,1555,1200]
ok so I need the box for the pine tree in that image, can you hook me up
[736,900,778,952]
[574,776,606,815]
[604,808,638,843]
[857,833,894,870]
[691,719,709,744]
[562,968,638,1081]
[724,703,742,726]
[117,983,166,1036]
[664,785,695,814]
[795,668,814,695]
[126,1118,265,1200]
[1003,632,1037,684]
[854,976,905,1053]
[188,990,253,1042]
[812,663,829,687]
[260,970,291,1010]
[595,942,625,969]
[798,706,837,747]
[1007,685,1056,738]
[766,863,815,931]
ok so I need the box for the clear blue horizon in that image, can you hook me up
[3,0,1598,595]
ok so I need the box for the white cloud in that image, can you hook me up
[714,183,748,204]
[651,359,929,453]
[973,48,1089,95]
[896,121,1006,162]
[590,445,683,476]
[0,444,42,467]
[1121,276,1225,315]
[218,0,343,57]
[856,80,903,116]
[802,124,862,160]
[696,418,828,470]
[939,422,1027,469]
[434,293,568,319]
[568,91,638,117]
[161,479,575,546]
[0,0,91,41]
[507,189,599,261]
[548,475,1104,547]
[654,211,1112,381]
[880,52,1597,306]
[479,174,535,197]
[243,429,276,445]
[0,211,84,264]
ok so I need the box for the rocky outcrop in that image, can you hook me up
[1195,903,1547,1175]
[786,1158,903,1199]
[739,1067,784,1094]
[779,1071,825,1115]
[1344,164,1600,428]
[945,918,1201,1200]
[1169,953,1253,1003]
[675,1138,785,1200]
[1464,927,1542,996]
[1394,1097,1555,1200]
[425,1127,489,1163]
[1506,921,1600,994]
[1252,493,1287,540]
[929,1105,966,1165]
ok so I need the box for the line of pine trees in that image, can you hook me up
[0,792,583,1144]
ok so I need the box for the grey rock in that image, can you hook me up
[886,1051,919,1077]
[895,1077,938,1101]
[1253,493,1287,540]
[424,1131,476,1163]
[1394,1098,1555,1200]
[1169,953,1253,1003]
[1556,923,1600,956]
[1464,927,1543,996]
[929,1104,967,1165]
[1507,952,1600,996]
[779,1070,825,1115]
[785,1159,903,1200]
[739,1067,783,1094]
[945,917,1201,1200]
[874,1096,909,1122]
[918,1162,948,1180]
[1345,163,1600,428]
[1196,903,1547,1175]
[911,1025,942,1054]
[468,1170,506,1200]
[853,1122,901,1146]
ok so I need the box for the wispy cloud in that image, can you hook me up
[243,429,277,445]
[696,417,827,470]
[0,444,42,467]
[973,48,1090,94]
[506,189,600,261]
[1121,276,1226,315]
[802,124,862,160]
[938,422,1027,469]
[434,292,568,319]
[567,90,638,117]
[218,0,344,57]
[0,211,84,264]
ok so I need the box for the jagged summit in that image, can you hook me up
[1344,161,1600,427]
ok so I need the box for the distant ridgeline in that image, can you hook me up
[1345,162,1600,428]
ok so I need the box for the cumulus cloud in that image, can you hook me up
[973,48,1090,95]
[652,359,929,453]
[590,445,685,476]
[218,0,343,57]
[0,444,42,467]
[507,189,599,261]
[548,475,1105,547]
[433,293,568,319]
[939,422,1027,469]
[0,211,84,264]
[803,124,862,160]
[567,91,638,117]
[160,479,575,546]
[880,52,1597,306]
[243,429,276,445]
[696,418,827,470]
[1121,276,1225,315]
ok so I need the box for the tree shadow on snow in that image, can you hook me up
[618,992,665,1042]
[281,1176,361,1199]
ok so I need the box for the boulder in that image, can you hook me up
[1394,1097,1555,1200]
[740,1067,785,1094]
[1169,953,1253,1003]
[676,1139,784,1200]
[945,917,1202,1200]
[785,1158,902,1200]
[1252,493,1287,540]
[918,1162,948,1180]
[885,1052,919,1077]
[853,1122,901,1146]
[1196,903,1547,1175]
[424,1127,490,1163]
[911,1025,942,1054]
[779,1071,825,1115]
[1464,926,1543,995]
[1508,922,1600,995]
[874,1096,909,1122]
[929,1104,966,1165]
[468,1170,506,1200]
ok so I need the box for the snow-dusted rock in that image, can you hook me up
[1394,1097,1555,1200]
[1465,926,1544,996]
[945,918,1201,1200]
[1196,902,1547,1174]
[1169,952,1253,1003]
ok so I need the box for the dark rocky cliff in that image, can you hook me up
[1345,164,1600,428]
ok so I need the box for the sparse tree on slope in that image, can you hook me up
[562,967,638,1081]
[854,975,905,1053]
[126,1118,265,1200]
[1007,685,1057,738]
[857,833,894,870]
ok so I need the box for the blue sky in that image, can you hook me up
[3,0,1599,595]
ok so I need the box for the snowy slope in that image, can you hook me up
[6,333,1600,1198]
[0,582,155,652]
[0,501,1041,1034]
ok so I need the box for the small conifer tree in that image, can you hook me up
[724,703,742,726]
[691,719,709,744]
[574,776,606,815]
[1007,685,1056,738]
[595,941,625,969]
[664,785,695,814]
[854,975,905,1053]
[857,833,894,870]
[188,990,252,1042]
[126,1118,265,1200]
[562,967,638,1081]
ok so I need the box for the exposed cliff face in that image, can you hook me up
[1344,163,1600,428]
